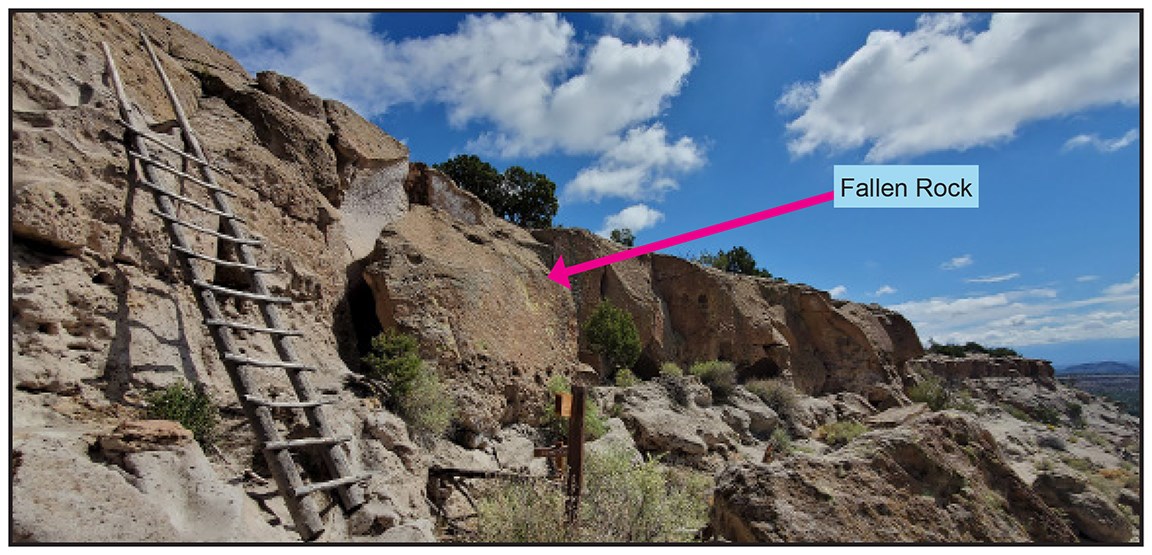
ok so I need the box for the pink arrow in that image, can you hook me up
[549,190,834,288]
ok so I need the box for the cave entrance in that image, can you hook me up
[332,259,382,371]
[739,357,782,382]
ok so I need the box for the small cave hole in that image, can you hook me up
[37,322,60,335]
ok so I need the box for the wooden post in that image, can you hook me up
[564,385,586,527]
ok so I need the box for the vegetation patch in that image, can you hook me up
[816,420,868,448]
[659,362,684,377]
[746,379,798,422]
[584,300,642,375]
[363,329,454,439]
[927,340,1019,358]
[474,447,710,542]
[907,373,950,411]
[146,382,219,447]
[688,360,736,401]
[614,368,640,388]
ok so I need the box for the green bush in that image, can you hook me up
[688,360,736,401]
[746,379,798,421]
[659,362,684,377]
[609,228,635,247]
[361,329,423,401]
[363,330,454,438]
[951,390,978,413]
[584,300,642,372]
[475,447,710,542]
[907,374,950,411]
[927,340,1019,358]
[146,383,219,446]
[767,427,793,456]
[614,368,640,388]
[693,246,773,278]
[1033,405,1063,426]
[817,420,868,448]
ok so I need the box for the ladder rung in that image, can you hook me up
[136,178,245,222]
[205,319,302,336]
[263,436,351,451]
[223,353,316,371]
[244,395,333,409]
[292,474,369,497]
[151,209,262,246]
[117,119,225,172]
[128,150,237,197]
[171,245,277,273]
[191,280,292,303]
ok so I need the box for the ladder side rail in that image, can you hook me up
[139,32,365,512]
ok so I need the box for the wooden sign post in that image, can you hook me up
[564,385,586,527]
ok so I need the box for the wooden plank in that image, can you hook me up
[171,245,277,273]
[150,209,262,245]
[127,151,237,196]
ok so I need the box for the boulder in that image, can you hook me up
[711,413,1077,543]
[99,419,194,453]
[1033,470,1132,543]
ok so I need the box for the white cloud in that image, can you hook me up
[940,254,973,270]
[1103,273,1139,296]
[169,13,704,199]
[828,285,848,298]
[965,272,1019,284]
[1075,275,1100,282]
[597,204,665,236]
[874,285,897,296]
[893,287,1138,347]
[780,13,1139,161]
[566,124,704,201]
[1063,128,1139,153]
[598,13,707,37]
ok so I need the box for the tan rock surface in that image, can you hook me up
[711,412,1078,543]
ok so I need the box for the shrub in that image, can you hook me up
[398,370,454,439]
[816,420,868,448]
[907,374,950,411]
[950,389,978,413]
[146,383,219,446]
[584,300,642,372]
[694,246,773,278]
[1037,433,1067,451]
[361,329,422,401]
[363,330,454,438]
[1002,403,1032,422]
[609,228,635,247]
[614,368,640,388]
[474,478,569,542]
[476,447,710,542]
[688,360,736,401]
[1066,402,1086,429]
[746,379,798,421]
[767,427,793,456]
[1033,405,1063,426]
[659,362,684,377]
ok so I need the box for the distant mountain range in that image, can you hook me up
[1055,361,1140,375]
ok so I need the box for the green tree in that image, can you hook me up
[584,300,642,373]
[609,228,635,247]
[502,165,558,228]
[694,246,772,278]
[434,155,558,228]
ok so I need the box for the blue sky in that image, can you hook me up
[169,12,1141,365]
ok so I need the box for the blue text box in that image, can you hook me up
[834,165,979,208]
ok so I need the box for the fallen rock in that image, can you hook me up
[99,420,194,454]
[376,519,436,542]
[586,417,643,464]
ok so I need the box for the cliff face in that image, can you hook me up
[532,229,923,404]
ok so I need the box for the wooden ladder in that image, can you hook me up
[101,33,366,540]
